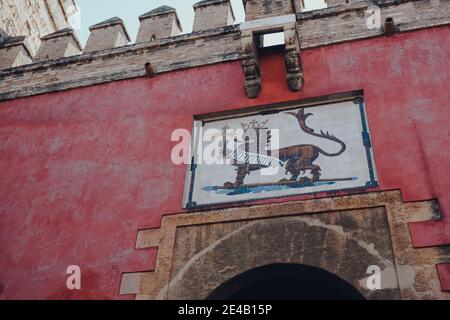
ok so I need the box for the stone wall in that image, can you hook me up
[243,0,296,20]
[0,0,449,299]
[84,18,130,52]
[0,0,77,56]
[298,0,450,48]
[0,0,448,101]
[0,26,241,101]
[0,36,32,69]
[136,6,182,43]
[193,0,235,31]
[1,22,449,299]
[121,191,450,299]
[34,28,81,61]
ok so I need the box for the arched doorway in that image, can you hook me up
[207,264,365,300]
[136,207,401,300]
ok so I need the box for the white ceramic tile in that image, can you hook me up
[184,100,378,207]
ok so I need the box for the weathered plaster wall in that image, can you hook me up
[0,26,449,299]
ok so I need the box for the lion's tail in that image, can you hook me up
[313,130,347,157]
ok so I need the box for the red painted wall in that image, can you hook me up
[0,26,449,299]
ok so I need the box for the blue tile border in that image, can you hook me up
[186,92,379,209]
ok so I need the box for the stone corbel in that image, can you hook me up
[240,18,303,98]
[241,31,261,99]
[284,25,303,92]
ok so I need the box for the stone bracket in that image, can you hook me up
[240,18,303,99]
[284,24,303,92]
[241,30,261,99]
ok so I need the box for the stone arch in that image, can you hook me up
[120,191,448,300]
[164,212,400,299]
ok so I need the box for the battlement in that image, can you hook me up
[85,17,131,52]
[137,6,182,43]
[193,0,235,31]
[243,0,299,20]
[34,27,82,62]
[0,0,449,101]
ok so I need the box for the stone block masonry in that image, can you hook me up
[0,36,32,69]
[0,26,241,100]
[0,0,448,101]
[84,17,131,52]
[121,191,450,299]
[0,0,77,56]
[136,6,182,43]
[193,0,235,31]
[243,0,297,21]
[33,27,81,62]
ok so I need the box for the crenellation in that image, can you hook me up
[298,0,450,48]
[243,0,298,21]
[136,6,182,43]
[193,0,236,32]
[85,17,130,52]
[0,36,33,69]
[0,0,449,101]
[33,27,81,62]
[0,25,241,101]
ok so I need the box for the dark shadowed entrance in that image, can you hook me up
[207,264,365,300]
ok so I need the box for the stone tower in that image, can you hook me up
[0,0,78,56]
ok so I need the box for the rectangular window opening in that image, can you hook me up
[303,0,328,12]
[260,32,285,48]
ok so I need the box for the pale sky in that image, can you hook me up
[75,0,327,46]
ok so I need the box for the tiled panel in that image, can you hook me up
[185,98,378,208]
